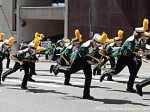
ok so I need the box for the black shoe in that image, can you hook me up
[93,69,96,76]
[97,73,101,75]
[136,84,143,96]
[21,86,28,89]
[20,65,24,72]
[64,83,72,86]
[50,65,54,73]
[100,73,109,82]
[83,95,94,99]
[54,69,59,76]
[28,78,35,82]
[33,72,37,75]
[126,88,136,93]
[107,77,114,81]
[2,75,7,82]
[135,76,139,78]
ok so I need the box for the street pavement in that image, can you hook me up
[0,59,150,112]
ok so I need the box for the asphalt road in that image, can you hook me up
[0,59,150,112]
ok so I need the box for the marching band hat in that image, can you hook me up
[135,27,145,33]
[71,38,80,43]
[92,33,101,44]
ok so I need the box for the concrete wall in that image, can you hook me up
[17,0,64,51]
[0,0,17,53]
[0,0,14,38]
[18,19,64,42]
[0,0,65,53]
[68,0,150,41]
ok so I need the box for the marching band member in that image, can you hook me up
[28,33,45,82]
[2,37,40,89]
[93,30,123,81]
[53,37,81,76]
[136,31,150,96]
[50,29,83,75]
[100,27,145,93]
[0,35,15,84]
[54,33,107,99]
[50,38,71,74]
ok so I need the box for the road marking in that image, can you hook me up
[6,79,62,88]
[4,73,147,88]
[34,78,84,85]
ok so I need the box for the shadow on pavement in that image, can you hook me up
[27,88,68,95]
[90,98,149,106]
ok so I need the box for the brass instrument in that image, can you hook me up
[9,54,22,64]
[9,54,36,64]
[61,52,70,65]
[123,49,148,63]
[86,54,106,69]
[98,49,110,60]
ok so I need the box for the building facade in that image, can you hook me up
[0,0,65,53]
[0,0,150,53]
[68,0,150,41]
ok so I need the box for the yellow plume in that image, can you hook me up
[146,32,150,37]
[75,29,82,41]
[143,19,149,30]
[64,39,70,43]
[118,30,124,39]
[33,37,40,48]
[99,33,107,43]
[35,32,40,38]
[7,37,15,46]
[37,46,46,51]
[107,39,114,44]
[0,33,5,41]
[39,34,45,40]
[148,32,150,37]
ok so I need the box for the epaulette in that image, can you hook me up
[67,44,73,49]
[0,42,4,51]
[81,40,91,48]
[109,42,115,47]
[126,35,134,41]
[146,44,150,50]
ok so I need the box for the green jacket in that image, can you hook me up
[45,48,53,55]
[112,35,139,57]
[70,40,94,60]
